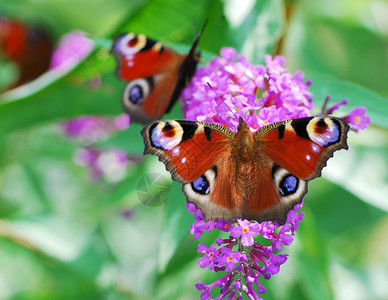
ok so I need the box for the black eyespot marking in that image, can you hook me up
[177,120,198,142]
[160,122,176,138]
[317,118,327,127]
[292,117,313,139]
[314,118,329,135]
[128,84,143,104]
[158,45,165,55]
[278,124,285,140]
[212,165,218,178]
[271,164,280,179]
[128,35,138,47]
[192,175,210,195]
[149,123,161,148]
[279,175,299,196]
[163,122,173,131]
[204,126,212,141]
[126,77,154,105]
[140,38,157,52]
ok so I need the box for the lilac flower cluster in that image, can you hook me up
[61,114,130,181]
[182,48,313,131]
[181,48,370,299]
[188,202,303,300]
[73,147,129,182]
[61,114,129,144]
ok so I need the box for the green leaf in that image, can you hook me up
[114,0,211,41]
[286,16,388,97]
[309,77,388,128]
[231,0,284,63]
[158,181,193,273]
[0,71,122,134]
[296,217,334,300]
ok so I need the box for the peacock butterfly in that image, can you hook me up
[141,116,349,223]
[111,25,205,124]
[0,16,53,90]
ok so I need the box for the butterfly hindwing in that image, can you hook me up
[121,74,178,124]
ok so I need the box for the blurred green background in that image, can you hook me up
[0,0,388,299]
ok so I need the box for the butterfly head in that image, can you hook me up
[237,117,250,132]
[234,117,256,162]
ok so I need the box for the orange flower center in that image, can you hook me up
[243,227,249,233]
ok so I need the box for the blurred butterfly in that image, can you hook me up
[111,25,205,124]
[0,16,53,90]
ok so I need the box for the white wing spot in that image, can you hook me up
[181,157,186,164]
[306,155,311,161]
[312,145,320,153]
[172,147,180,156]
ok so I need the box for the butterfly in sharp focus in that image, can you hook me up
[141,116,350,223]
[111,24,205,124]
[0,16,53,90]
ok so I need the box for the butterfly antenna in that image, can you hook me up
[321,95,330,115]
[206,82,240,122]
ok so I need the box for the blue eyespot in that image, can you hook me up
[279,175,298,196]
[192,176,210,195]
[129,84,143,104]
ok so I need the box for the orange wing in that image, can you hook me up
[257,116,349,180]
[112,33,183,81]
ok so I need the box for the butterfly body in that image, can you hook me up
[142,116,349,223]
[112,29,202,123]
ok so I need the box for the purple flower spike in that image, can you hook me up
[180,48,370,299]
[50,30,94,71]
[62,114,130,182]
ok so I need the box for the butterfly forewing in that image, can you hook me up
[142,120,233,183]
[256,116,349,180]
[112,33,181,81]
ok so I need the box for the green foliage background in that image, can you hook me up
[0,0,388,299]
